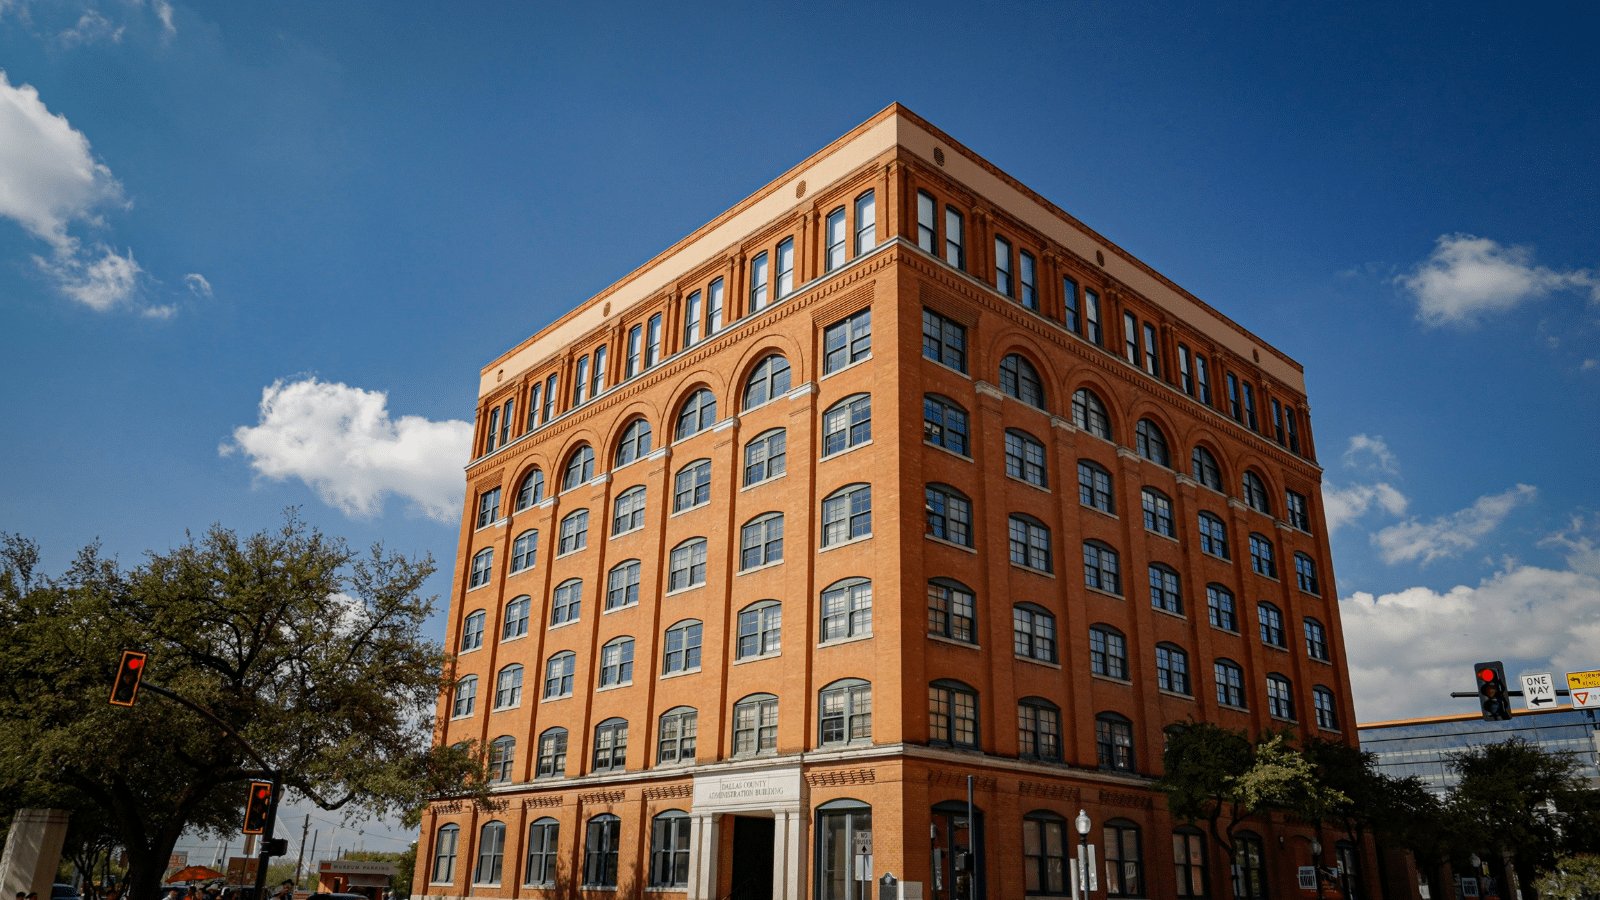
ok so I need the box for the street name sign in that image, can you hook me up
[1567,670,1600,709]
[1520,673,1557,710]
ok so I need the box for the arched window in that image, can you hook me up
[1295,552,1320,594]
[431,824,459,884]
[1149,564,1182,614]
[649,810,692,888]
[925,484,973,546]
[1314,686,1339,730]
[657,706,697,764]
[460,610,485,652]
[1214,658,1246,708]
[1267,674,1295,720]
[1249,533,1277,578]
[927,579,976,643]
[502,595,531,639]
[999,353,1045,408]
[923,394,970,455]
[744,428,786,485]
[739,512,784,569]
[1234,832,1267,900]
[1142,487,1174,536]
[452,675,477,718]
[487,735,515,784]
[1072,387,1111,439]
[514,468,544,511]
[614,418,652,466]
[557,509,589,554]
[1199,512,1230,558]
[611,486,645,536]
[598,637,634,687]
[494,664,523,709]
[536,727,567,778]
[1005,429,1048,486]
[736,601,781,659]
[551,578,581,625]
[1089,625,1128,679]
[668,537,708,591]
[1258,602,1286,647]
[1103,819,1143,897]
[592,717,628,771]
[562,445,594,491]
[1173,828,1208,899]
[743,355,792,409]
[819,678,872,745]
[673,458,711,511]
[817,800,874,900]
[820,578,872,642]
[582,814,621,888]
[525,818,559,887]
[1096,714,1135,772]
[675,389,717,440]
[1013,603,1057,662]
[928,679,978,748]
[1023,811,1069,893]
[605,560,640,610]
[822,394,872,456]
[473,821,505,885]
[1305,618,1329,661]
[662,620,702,674]
[1207,584,1237,632]
[510,529,538,573]
[1078,459,1114,512]
[1084,541,1120,593]
[1135,418,1170,466]
[732,693,779,755]
[1242,470,1271,513]
[1009,514,1052,572]
[1157,643,1191,695]
[1017,698,1061,761]
[469,548,493,588]
[543,651,575,699]
[822,484,872,545]
[1191,446,1222,490]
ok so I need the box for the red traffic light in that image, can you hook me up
[1480,668,1496,681]
[109,650,148,707]
[242,781,275,834]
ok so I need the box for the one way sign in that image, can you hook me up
[1521,673,1557,710]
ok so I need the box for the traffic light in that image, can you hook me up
[242,781,274,834]
[109,650,147,706]
[1475,661,1512,721]
[263,839,289,857]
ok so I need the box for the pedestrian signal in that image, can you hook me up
[1475,661,1512,722]
[109,650,147,706]
[243,781,274,834]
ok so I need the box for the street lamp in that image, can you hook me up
[1074,810,1094,899]
[1311,839,1325,900]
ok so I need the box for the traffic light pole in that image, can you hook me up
[251,782,283,900]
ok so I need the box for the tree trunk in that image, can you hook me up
[1512,855,1538,900]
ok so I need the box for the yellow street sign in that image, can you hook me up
[1565,670,1600,709]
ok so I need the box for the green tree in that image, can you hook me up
[1536,855,1600,900]
[0,517,485,900]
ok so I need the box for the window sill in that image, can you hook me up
[1270,715,1299,725]
[821,354,873,380]
[548,618,580,632]
[1263,642,1290,653]
[1009,561,1055,578]
[507,564,537,577]
[733,651,781,666]
[473,518,507,533]
[1015,654,1061,670]
[491,702,521,713]
[611,525,644,540]
[1298,588,1324,599]
[669,501,710,519]
[660,666,701,680]
[1310,655,1333,666]
[539,694,572,704]
[737,559,784,577]
[449,712,474,721]
[927,634,979,652]
[1145,528,1179,544]
[819,534,872,553]
[457,645,482,655]
[1317,724,1342,734]
[554,547,587,560]
[603,602,638,616]
[1252,571,1281,583]
[1091,673,1134,686]
[466,581,492,593]
[1217,702,1249,713]
[595,681,633,693]
[1005,473,1050,493]
[1151,606,1186,622]
[740,472,786,493]
[923,440,974,463]
[1079,503,1119,521]
[665,581,706,598]
[817,633,872,649]
[925,533,977,554]
[1158,688,1194,701]
[1085,585,1122,600]
[500,632,528,644]
[821,439,874,462]
[1200,549,1232,564]
[1210,625,1241,637]
[923,358,972,379]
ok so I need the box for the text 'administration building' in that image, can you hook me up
[417,105,1356,900]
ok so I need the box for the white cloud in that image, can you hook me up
[223,378,472,523]
[153,0,174,36]
[184,272,212,299]
[1372,484,1537,565]
[1342,434,1398,473]
[34,242,142,310]
[57,8,123,46]
[0,69,124,250]
[1400,233,1600,326]
[1322,482,1408,533]
[1342,525,1600,723]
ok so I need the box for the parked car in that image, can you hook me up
[52,885,81,900]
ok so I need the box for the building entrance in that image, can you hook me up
[729,816,775,900]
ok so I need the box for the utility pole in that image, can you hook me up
[293,816,310,888]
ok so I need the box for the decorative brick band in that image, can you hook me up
[928,770,996,791]
[579,790,628,805]
[522,796,563,809]
[806,768,876,787]
[1099,790,1153,810]
[642,784,694,800]
[1018,781,1081,802]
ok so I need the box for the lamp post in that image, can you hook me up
[1075,810,1093,900]
[1311,839,1325,900]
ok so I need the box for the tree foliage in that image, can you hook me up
[1536,855,1600,900]
[0,516,485,900]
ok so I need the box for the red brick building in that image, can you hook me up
[416,104,1362,900]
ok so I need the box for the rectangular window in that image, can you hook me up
[826,207,847,271]
[1085,290,1102,345]
[995,236,1013,296]
[683,291,703,346]
[626,325,642,377]
[1242,382,1258,431]
[590,346,606,396]
[1286,490,1310,531]
[1286,409,1301,455]
[1194,355,1211,405]
[1178,345,1194,395]
[749,252,769,312]
[526,381,543,430]
[927,581,975,643]
[775,237,794,298]
[646,314,662,366]
[855,191,875,255]
[1123,313,1141,366]
[1225,373,1241,420]
[477,487,501,528]
[917,190,937,252]
[499,399,513,448]
[542,374,558,422]
[1064,277,1081,333]
[823,309,872,374]
[1020,251,1038,310]
[484,407,500,454]
[944,207,965,270]
[1143,323,1161,377]
[572,355,589,405]
[707,278,724,334]
[1271,398,1285,444]
[921,308,967,372]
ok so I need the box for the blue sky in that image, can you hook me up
[2,0,1598,838]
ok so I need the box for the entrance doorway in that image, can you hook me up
[730,816,775,900]
[931,801,985,900]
